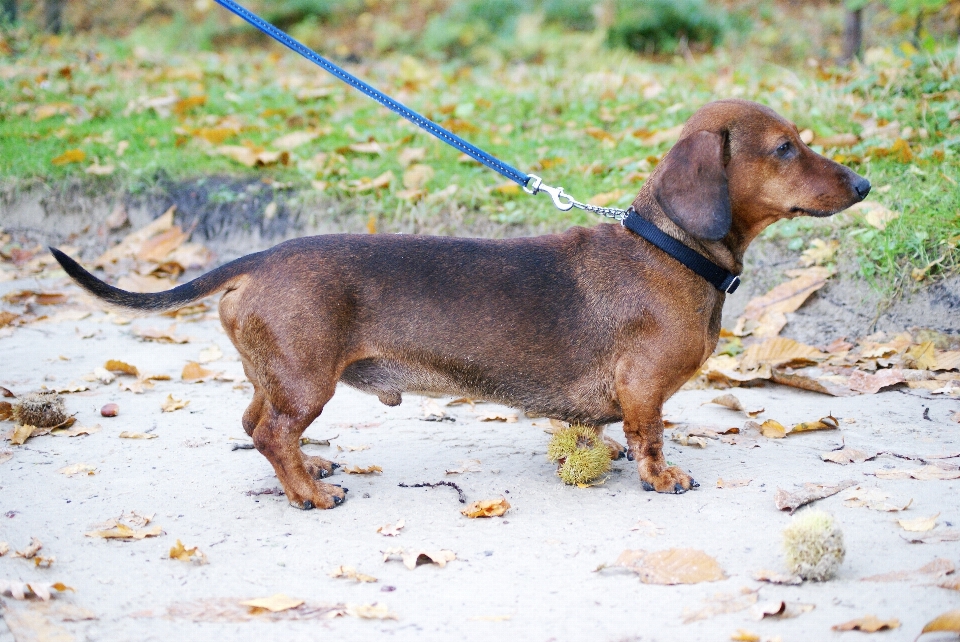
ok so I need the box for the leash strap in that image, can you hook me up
[213,0,530,187]
[622,210,740,294]
[212,0,742,295]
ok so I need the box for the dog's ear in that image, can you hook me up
[651,130,731,241]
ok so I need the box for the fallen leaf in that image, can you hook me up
[136,226,189,263]
[752,569,802,585]
[85,523,162,540]
[739,337,826,371]
[343,464,382,475]
[905,341,938,370]
[376,520,404,536]
[329,566,377,583]
[729,630,761,642]
[799,238,839,267]
[738,268,833,337]
[119,431,158,440]
[0,449,11,464]
[182,361,215,381]
[770,366,857,397]
[382,548,456,570]
[240,594,304,613]
[14,538,43,559]
[117,273,177,293]
[848,368,905,394]
[681,588,758,623]
[403,164,434,190]
[11,423,38,445]
[197,345,223,363]
[919,610,960,637]
[104,359,140,377]
[898,513,939,532]
[821,447,877,465]
[52,424,101,437]
[775,479,857,512]
[479,412,518,423]
[717,478,751,488]
[161,395,190,412]
[272,130,319,150]
[850,201,899,230]
[169,540,207,564]
[751,600,815,620]
[873,465,960,481]
[214,146,289,168]
[759,419,786,439]
[613,549,726,584]
[421,399,447,421]
[57,463,96,476]
[901,529,960,543]
[445,459,481,474]
[344,603,397,620]
[938,577,960,591]
[461,498,510,518]
[863,558,954,582]
[842,485,913,511]
[0,580,73,601]
[671,432,708,448]
[133,325,190,344]
[790,415,840,434]
[398,147,426,166]
[337,444,370,452]
[628,519,664,536]
[936,351,960,371]
[51,148,86,165]
[704,394,763,417]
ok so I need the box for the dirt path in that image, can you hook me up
[1,269,959,641]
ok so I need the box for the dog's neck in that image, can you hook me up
[629,194,744,277]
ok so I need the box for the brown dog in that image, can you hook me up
[53,99,869,509]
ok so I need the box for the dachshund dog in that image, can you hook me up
[53,99,870,509]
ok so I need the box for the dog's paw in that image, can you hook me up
[302,454,337,480]
[638,465,697,494]
[603,435,627,461]
[287,481,347,510]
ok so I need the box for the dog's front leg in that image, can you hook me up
[616,359,698,494]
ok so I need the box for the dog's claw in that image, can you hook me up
[302,500,315,510]
[331,462,340,470]
[690,478,699,489]
[627,451,635,462]
[673,483,686,494]
[641,481,655,491]
[332,495,344,505]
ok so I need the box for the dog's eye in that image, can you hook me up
[775,141,793,157]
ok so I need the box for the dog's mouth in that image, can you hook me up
[789,206,839,218]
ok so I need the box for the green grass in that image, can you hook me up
[0,22,958,289]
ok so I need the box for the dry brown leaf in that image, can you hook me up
[403,164,434,190]
[850,201,899,230]
[118,431,158,440]
[85,523,162,540]
[343,464,382,475]
[905,341,938,370]
[445,459,481,474]
[614,549,726,584]
[863,558,954,582]
[134,325,189,344]
[936,351,960,371]
[382,547,456,570]
[376,520,404,536]
[169,540,207,565]
[775,479,857,512]
[461,498,510,518]
[95,207,175,267]
[240,594,304,613]
[738,267,832,336]
[671,432,708,448]
[750,600,815,620]
[161,395,189,413]
[329,566,377,583]
[398,147,426,166]
[116,273,178,293]
[10,423,38,445]
[848,368,905,394]
[0,580,73,601]
[843,486,912,512]
[789,415,840,434]
[628,519,664,536]
[740,337,826,371]
[272,130,319,150]
[770,366,856,397]
[136,226,189,263]
[57,463,96,476]
[831,615,899,632]
[681,588,758,623]
[919,610,960,637]
[821,447,877,465]
[874,465,960,481]
[716,478,751,488]
[752,569,802,585]
[799,238,839,267]
[182,362,215,381]
[14,537,43,559]
[479,412,518,423]
[898,513,939,532]
[52,424,101,438]
[104,359,140,377]
[938,577,960,591]
[214,146,290,168]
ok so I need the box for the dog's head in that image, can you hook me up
[642,99,870,245]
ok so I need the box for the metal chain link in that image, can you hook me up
[524,174,629,220]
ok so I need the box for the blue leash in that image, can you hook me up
[210,0,740,293]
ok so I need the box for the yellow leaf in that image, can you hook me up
[51,149,86,165]
[169,539,207,564]
[920,610,960,636]
[905,341,937,370]
[831,615,900,632]
[799,238,839,267]
[239,594,304,613]
[161,394,189,413]
[461,497,510,518]
[10,423,37,446]
[85,523,161,539]
[730,630,760,642]
[759,419,786,439]
[345,603,397,619]
[850,201,899,230]
[492,182,520,195]
[343,464,383,475]
[789,415,839,434]
[174,95,207,115]
[897,513,939,532]
[376,520,405,536]
[614,548,726,584]
[182,361,214,381]
[329,565,378,583]
[739,337,825,371]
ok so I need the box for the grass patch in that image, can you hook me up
[0,17,957,289]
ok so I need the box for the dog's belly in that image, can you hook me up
[339,358,622,425]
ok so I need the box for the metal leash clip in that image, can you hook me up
[523,174,575,211]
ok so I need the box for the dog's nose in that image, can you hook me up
[853,177,871,200]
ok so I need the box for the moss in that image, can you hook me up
[547,424,611,486]
[12,392,68,428]
[782,510,845,581]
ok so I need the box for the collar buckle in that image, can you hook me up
[723,275,741,294]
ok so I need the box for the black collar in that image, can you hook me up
[621,209,741,294]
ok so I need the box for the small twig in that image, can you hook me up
[300,435,337,446]
[399,481,466,504]
[231,443,255,451]
[245,487,284,496]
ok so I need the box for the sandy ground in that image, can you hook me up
[1,272,959,642]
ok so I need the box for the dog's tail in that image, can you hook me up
[49,247,261,314]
